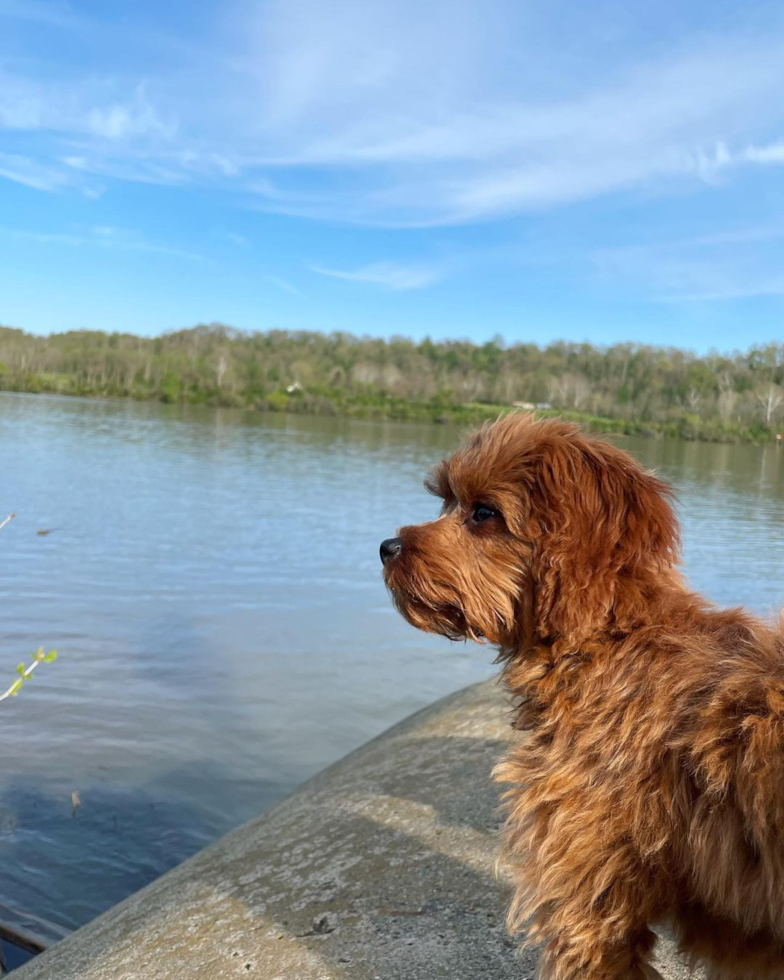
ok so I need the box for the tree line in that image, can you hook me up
[0,322,783,442]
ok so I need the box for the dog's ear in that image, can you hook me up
[528,436,679,643]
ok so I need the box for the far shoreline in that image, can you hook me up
[0,383,778,446]
[1,324,781,445]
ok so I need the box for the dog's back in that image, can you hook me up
[673,610,784,945]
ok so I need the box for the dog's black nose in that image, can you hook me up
[380,537,403,564]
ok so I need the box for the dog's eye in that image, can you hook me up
[472,504,498,524]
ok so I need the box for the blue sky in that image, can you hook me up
[2,0,784,350]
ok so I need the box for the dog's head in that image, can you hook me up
[381,413,679,651]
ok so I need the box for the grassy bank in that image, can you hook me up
[0,371,774,444]
[0,324,781,443]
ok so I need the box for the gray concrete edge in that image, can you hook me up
[15,679,697,979]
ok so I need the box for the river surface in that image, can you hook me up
[0,392,783,940]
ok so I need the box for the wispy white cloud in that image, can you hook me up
[0,71,171,139]
[263,274,300,295]
[0,69,173,194]
[739,141,784,166]
[678,139,784,180]
[60,152,186,187]
[0,224,205,262]
[0,152,76,191]
[211,1,784,224]
[87,89,174,142]
[4,0,784,226]
[311,261,442,290]
[593,224,784,302]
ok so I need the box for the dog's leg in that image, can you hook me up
[500,752,668,979]
[675,904,784,980]
[503,830,663,980]
[536,924,659,980]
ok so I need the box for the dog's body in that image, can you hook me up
[381,413,784,980]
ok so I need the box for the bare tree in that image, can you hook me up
[756,383,784,425]
[551,373,592,410]
[216,352,229,388]
[717,389,737,423]
[716,374,737,423]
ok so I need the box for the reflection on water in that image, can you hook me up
[638,437,784,613]
[0,393,782,935]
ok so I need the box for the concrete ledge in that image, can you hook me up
[16,680,696,979]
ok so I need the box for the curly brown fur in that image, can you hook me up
[381,412,784,980]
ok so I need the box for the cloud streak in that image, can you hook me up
[0,72,172,142]
[311,261,442,290]
[0,224,205,262]
[263,274,301,295]
[593,225,784,303]
[0,152,77,191]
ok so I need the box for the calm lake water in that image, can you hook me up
[0,392,783,943]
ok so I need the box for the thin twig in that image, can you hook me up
[0,519,58,704]
[0,658,42,704]
[0,648,57,705]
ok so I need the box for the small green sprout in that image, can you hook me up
[0,648,58,703]
[0,514,59,704]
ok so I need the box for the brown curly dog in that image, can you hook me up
[380,412,784,980]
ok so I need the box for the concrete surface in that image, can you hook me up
[15,680,697,979]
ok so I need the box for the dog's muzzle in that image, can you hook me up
[379,537,403,565]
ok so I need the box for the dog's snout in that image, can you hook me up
[380,537,403,564]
